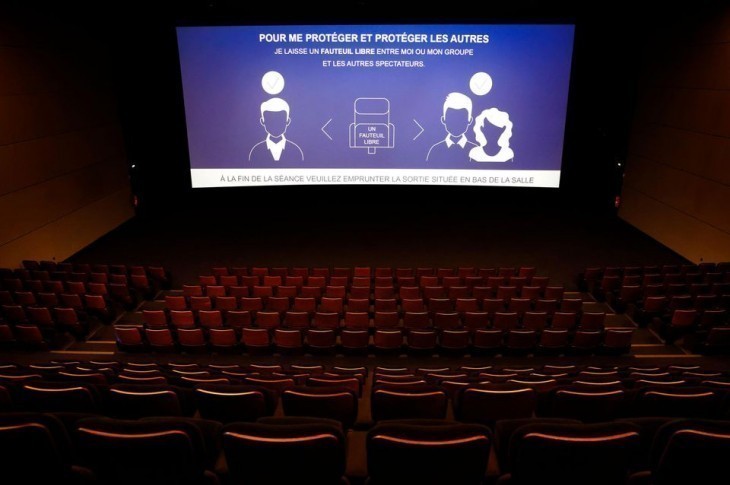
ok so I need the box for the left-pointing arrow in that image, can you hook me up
[321,119,333,140]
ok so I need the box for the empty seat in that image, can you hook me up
[456,384,537,426]
[177,328,208,353]
[255,311,281,330]
[367,420,492,485]
[373,329,403,353]
[550,388,626,422]
[222,417,346,485]
[503,421,641,485]
[600,328,634,355]
[15,324,49,350]
[407,330,438,353]
[657,309,697,344]
[306,328,337,353]
[635,388,719,418]
[208,328,240,352]
[170,310,196,329]
[107,384,183,418]
[0,412,92,483]
[194,384,275,423]
[340,329,369,354]
[226,310,252,328]
[241,328,272,353]
[371,385,448,421]
[282,386,359,428]
[76,416,218,485]
[639,419,730,485]
[505,330,538,355]
[274,328,303,353]
[439,329,470,354]
[146,327,177,352]
[21,381,99,413]
[472,329,504,354]
[307,376,362,397]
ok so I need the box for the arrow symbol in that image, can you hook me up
[413,119,424,140]
[321,118,333,141]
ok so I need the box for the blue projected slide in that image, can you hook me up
[177,24,574,188]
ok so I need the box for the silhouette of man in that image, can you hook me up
[426,92,477,162]
[248,97,304,163]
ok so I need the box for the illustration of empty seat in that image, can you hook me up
[349,97,395,154]
[222,417,346,485]
[367,420,492,485]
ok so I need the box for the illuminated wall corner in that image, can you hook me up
[0,10,134,268]
[619,7,730,263]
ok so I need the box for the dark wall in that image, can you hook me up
[0,2,134,267]
[619,5,730,263]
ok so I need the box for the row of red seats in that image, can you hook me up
[173,282,566,302]
[6,411,729,484]
[195,273,550,290]
[162,292,576,315]
[207,264,538,278]
[5,361,730,424]
[114,324,633,356]
[18,260,170,284]
[1,281,138,310]
[577,262,729,290]
[142,307,608,333]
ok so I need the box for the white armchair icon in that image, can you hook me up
[349,98,395,154]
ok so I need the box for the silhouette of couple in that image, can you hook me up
[426,92,514,163]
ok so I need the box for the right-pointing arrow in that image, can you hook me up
[413,119,424,140]
[321,119,333,141]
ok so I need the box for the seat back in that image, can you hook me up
[650,419,730,485]
[22,381,99,413]
[194,384,275,423]
[456,384,537,425]
[222,418,346,485]
[76,417,211,485]
[508,422,641,485]
[367,420,491,485]
[107,384,182,418]
[371,385,447,421]
[282,386,358,428]
[0,412,76,482]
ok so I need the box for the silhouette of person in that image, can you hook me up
[249,97,304,163]
[469,107,514,162]
[426,92,477,162]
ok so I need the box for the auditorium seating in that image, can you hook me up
[19,262,729,355]
[0,359,728,482]
[81,263,646,356]
[577,263,729,351]
[0,261,172,348]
